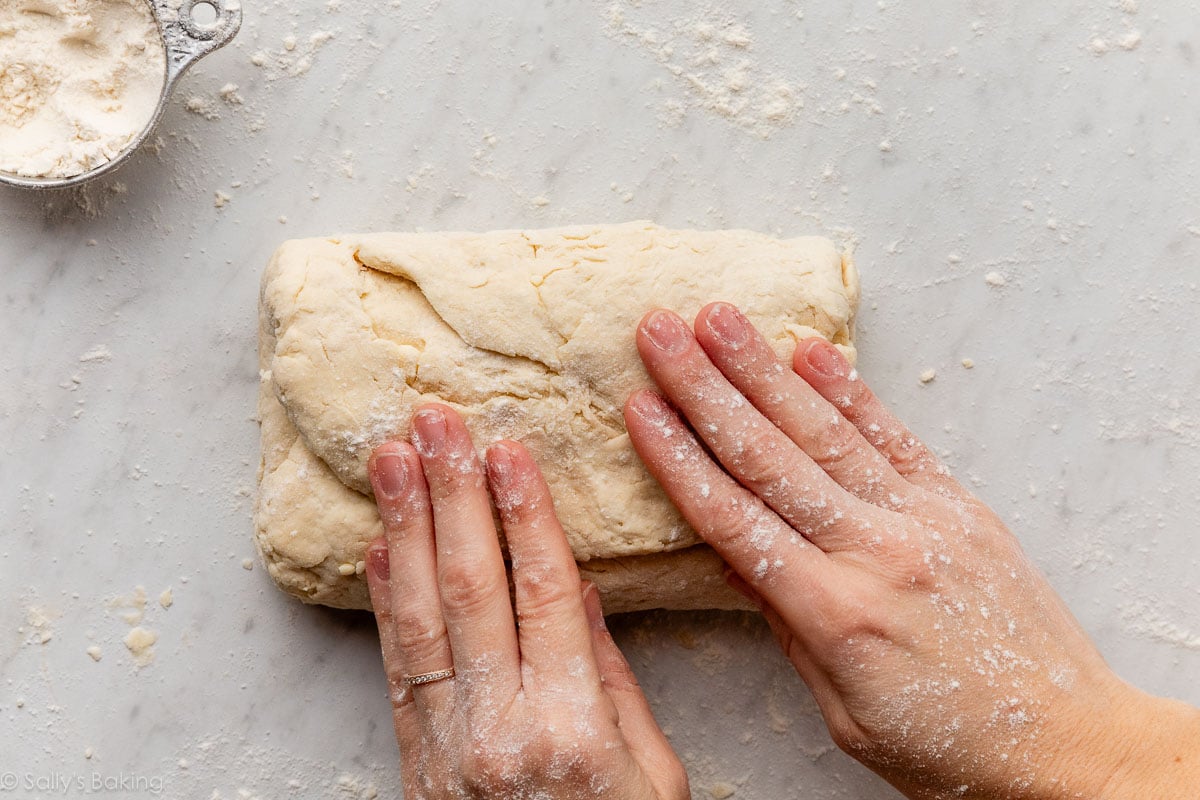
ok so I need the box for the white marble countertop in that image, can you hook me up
[3,1,1199,798]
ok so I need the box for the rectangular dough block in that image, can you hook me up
[256,222,859,613]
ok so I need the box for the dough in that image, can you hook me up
[256,222,859,613]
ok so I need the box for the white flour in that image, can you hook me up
[0,0,165,178]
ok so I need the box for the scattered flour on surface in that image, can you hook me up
[248,30,336,79]
[1086,1,1143,56]
[1120,600,1200,651]
[604,3,803,137]
[165,736,386,799]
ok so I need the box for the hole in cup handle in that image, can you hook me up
[153,0,243,81]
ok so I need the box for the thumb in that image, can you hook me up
[582,583,689,796]
[724,569,853,747]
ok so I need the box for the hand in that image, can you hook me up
[363,404,689,800]
[624,303,1200,800]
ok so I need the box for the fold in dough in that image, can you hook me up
[256,222,859,612]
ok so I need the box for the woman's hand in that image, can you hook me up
[624,303,1200,800]
[363,404,688,800]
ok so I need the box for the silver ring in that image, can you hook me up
[404,667,455,686]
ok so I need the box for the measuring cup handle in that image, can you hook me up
[153,0,244,85]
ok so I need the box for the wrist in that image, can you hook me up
[1094,689,1200,799]
[1045,678,1200,800]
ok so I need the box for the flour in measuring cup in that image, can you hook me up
[0,0,165,179]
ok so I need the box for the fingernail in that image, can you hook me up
[581,582,607,632]
[643,310,688,354]
[705,303,750,347]
[373,454,408,499]
[368,544,390,582]
[412,407,447,456]
[632,391,671,424]
[805,340,845,378]
[487,444,515,487]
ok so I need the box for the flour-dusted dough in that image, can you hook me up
[256,222,859,612]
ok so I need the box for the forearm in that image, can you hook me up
[885,679,1200,800]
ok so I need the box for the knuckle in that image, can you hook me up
[523,734,560,769]
[391,608,449,663]
[822,367,870,411]
[434,471,487,505]
[813,588,886,649]
[724,426,790,487]
[531,730,602,777]
[439,560,507,616]
[459,749,520,795]
[372,604,395,627]
[514,565,575,623]
[426,453,486,502]
[827,718,869,754]
[663,762,692,798]
[599,663,641,695]
[496,491,536,522]
[698,495,761,546]
[808,416,863,474]
[893,543,941,590]
[879,433,932,475]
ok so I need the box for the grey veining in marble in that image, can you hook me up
[2,1,1198,798]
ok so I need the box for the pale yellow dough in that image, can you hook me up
[256,222,859,612]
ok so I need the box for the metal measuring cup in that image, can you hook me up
[0,0,242,191]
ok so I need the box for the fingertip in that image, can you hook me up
[637,307,669,329]
[412,400,456,418]
[796,338,854,383]
[694,300,729,328]
[485,438,514,465]
[370,445,415,502]
[484,440,518,493]
[366,537,390,582]
[624,388,673,427]
[486,439,531,467]
[695,301,750,349]
[794,337,849,382]
[638,308,691,356]
[368,439,408,471]
[364,537,393,626]
[624,388,652,413]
